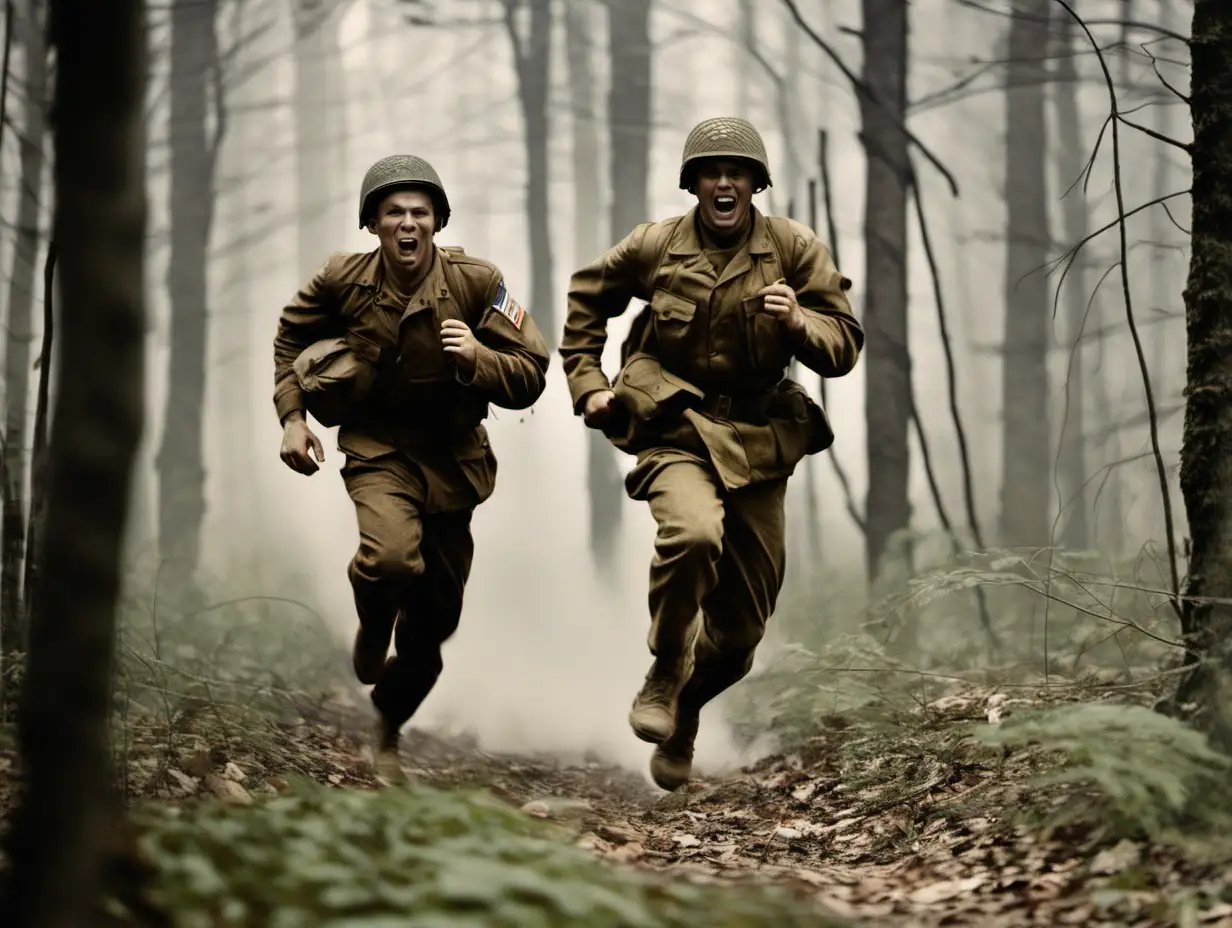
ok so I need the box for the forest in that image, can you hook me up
[0,0,1229,925]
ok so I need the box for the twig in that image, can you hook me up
[814,131,866,534]
[907,170,984,550]
[780,0,960,197]
[1117,114,1191,153]
[1053,0,1182,622]
[1142,44,1190,104]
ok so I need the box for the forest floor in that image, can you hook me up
[5,675,1230,927]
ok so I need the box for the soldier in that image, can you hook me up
[273,155,550,782]
[560,117,864,791]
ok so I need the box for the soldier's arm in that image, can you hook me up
[784,228,865,377]
[559,223,654,413]
[272,258,344,423]
[460,273,551,410]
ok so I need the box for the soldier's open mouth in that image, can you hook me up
[714,196,737,214]
[397,238,418,255]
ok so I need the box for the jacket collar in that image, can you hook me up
[667,205,774,257]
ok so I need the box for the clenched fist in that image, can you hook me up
[441,319,478,378]
[757,282,806,340]
[582,389,619,429]
[280,412,324,475]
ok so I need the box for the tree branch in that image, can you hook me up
[1118,113,1191,153]
[1053,0,1182,621]
[779,0,960,197]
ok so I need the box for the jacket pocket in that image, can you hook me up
[766,379,835,470]
[742,293,792,374]
[612,353,704,423]
[650,288,697,360]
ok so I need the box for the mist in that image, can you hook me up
[12,0,1187,780]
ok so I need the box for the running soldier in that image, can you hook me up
[560,117,864,790]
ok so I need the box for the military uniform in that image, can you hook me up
[559,118,863,789]
[273,155,550,750]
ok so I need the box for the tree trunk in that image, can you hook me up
[567,0,622,575]
[1052,16,1090,550]
[293,0,344,279]
[207,0,261,577]
[998,0,1051,547]
[0,0,147,922]
[157,0,217,602]
[607,0,650,251]
[505,0,555,349]
[859,0,911,583]
[1171,0,1232,748]
[1,4,48,670]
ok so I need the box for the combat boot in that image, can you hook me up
[649,702,700,791]
[352,610,399,685]
[628,654,692,744]
[371,715,408,786]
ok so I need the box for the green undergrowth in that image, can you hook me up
[111,780,850,928]
[972,702,1232,855]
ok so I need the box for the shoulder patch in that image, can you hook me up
[490,280,525,329]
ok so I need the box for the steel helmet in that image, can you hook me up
[358,154,451,230]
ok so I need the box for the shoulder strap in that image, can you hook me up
[437,246,488,326]
[619,216,687,367]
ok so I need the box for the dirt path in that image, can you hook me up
[22,684,1213,927]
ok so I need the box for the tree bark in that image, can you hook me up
[1052,16,1091,550]
[157,0,217,601]
[859,0,911,583]
[1,3,48,671]
[505,0,555,349]
[567,0,623,575]
[1171,0,1232,748]
[998,0,1052,547]
[0,0,147,922]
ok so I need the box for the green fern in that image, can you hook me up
[973,703,1232,840]
[113,780,851,928]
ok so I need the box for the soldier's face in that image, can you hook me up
[367,189,436,278]
[693,159,754,236]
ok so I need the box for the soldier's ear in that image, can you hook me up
[365,218,377,234]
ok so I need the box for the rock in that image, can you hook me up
[204,773,253,806]
[519,797,593,820]
[222,762,247,783]
[166,768,199,795]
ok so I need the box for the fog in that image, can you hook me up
[12,0,1187,779]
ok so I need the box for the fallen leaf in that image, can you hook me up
[909,874,987,905]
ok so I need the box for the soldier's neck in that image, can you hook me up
[383,244,435,297]
[698,215,752,250]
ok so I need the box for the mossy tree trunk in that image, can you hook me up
[1172,0,1232,748]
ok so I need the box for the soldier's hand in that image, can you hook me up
[280,413,325,476]
[582,389,618,429]
[757,282,806,340]
[441,319,478,378]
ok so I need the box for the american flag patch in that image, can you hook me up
[491,280,525,329]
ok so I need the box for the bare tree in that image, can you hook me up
[567,0,624,574]
[998,0,1052,547]
[0,2,48,675]
[860,0,911,582]
[158,0,220,600]
[0,0,148,922]
[1170,0,1232,748]
[502,0,555,346]
[1052,14,1092,550]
